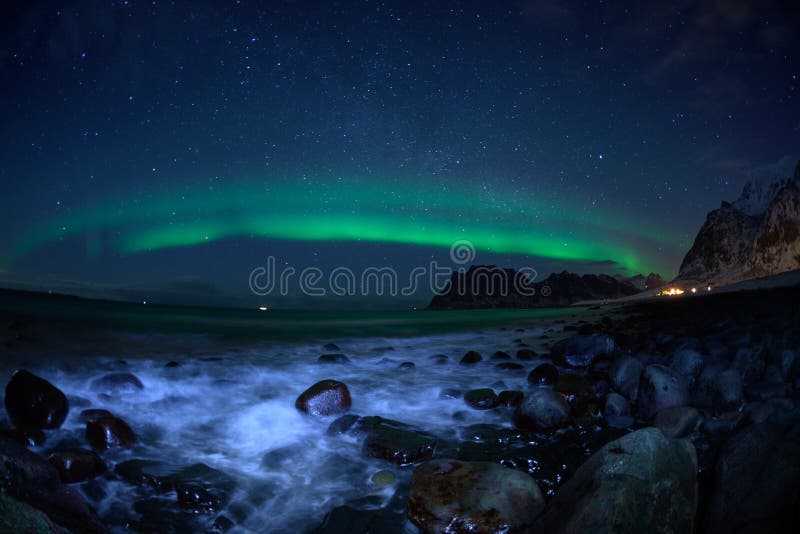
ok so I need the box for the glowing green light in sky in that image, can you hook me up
[8,172,680,274]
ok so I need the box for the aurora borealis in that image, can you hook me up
[1,1,799,306]
[9,176,667,274]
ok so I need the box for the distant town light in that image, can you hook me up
[691,287,697,294]
[658,287,685,296]
[258,306,268,311]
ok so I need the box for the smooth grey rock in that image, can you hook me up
[603,392,631,418]
[711,369,743,414]
[671,349,704,389]
[654,406,701,438]
[513,389,571,430]
[638,364,690,419]
[533,427,697,533]
[704,411,800,533]
[552,334,615,368]
[609,356,644,400]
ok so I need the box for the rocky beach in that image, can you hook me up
[1,280,798,533]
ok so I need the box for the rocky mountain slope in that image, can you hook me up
[677,160,800,285]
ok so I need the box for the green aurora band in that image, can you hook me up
[8,174,681,274]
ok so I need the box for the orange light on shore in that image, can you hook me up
[659,287,685,296]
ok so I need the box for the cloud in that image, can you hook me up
[645,0,799,80]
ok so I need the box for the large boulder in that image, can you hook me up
[331,416,436,466]
[408,459,544,533]
[115,459,235,514]
[671,349,705,390]
[497,390,523,407]
[654,406,701,438]
[90,372,144,393]
[463,389,498,410]
[527,364,558,386]
[47,449,106,484]
[704,410,800,533]
[173,463,236,513]
[362,419,437,466]
[603,392,631,418]
[318,353,350,364]
[4,370,68,430]
[85,416,136,449]
[608,356,644,400]
[552,334,615,368]
[637,364,690,419]
[460,351,482,365]
[711,369,743,414]
[534,427,697,533]
[295,380,351,416]
[731,347,766,385]
[512,389,571,430]
[0,436,106,532]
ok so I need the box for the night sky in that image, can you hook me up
[1,1,799,307]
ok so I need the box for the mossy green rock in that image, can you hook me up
[370,470,396,487]
[408,459,544,533]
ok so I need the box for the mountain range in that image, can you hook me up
[677,160,800,286]
[428,160,799,309]
[427,268,647,309]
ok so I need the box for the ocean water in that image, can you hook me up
[0,293,581,532]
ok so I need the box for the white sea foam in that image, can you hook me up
[12,324,556,532]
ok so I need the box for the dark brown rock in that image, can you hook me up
[408,459,544,533]
[4,370,68,430]
[295,380,351,416]
[354,417,437,466]
[0,427,46,447]
[516,348,538,360]
[318,353,350,364]
[0,436,107,532]
[460,351,482,364]
[78,409,113,423]
[528,363,558,386]
[91,372,144,392]
[47,449,106,484]
[497,390,523,407]
[85,416,136,449]
[463,389,498,410]
[513,389,571,430]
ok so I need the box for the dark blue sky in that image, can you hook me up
[1,0,798,307]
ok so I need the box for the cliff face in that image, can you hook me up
[678,161,800,285]
[427,267,640,309]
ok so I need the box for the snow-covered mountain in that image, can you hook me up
[677,160,800,285]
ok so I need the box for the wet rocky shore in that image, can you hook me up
[1,283,799,532]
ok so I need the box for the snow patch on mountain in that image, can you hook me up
[677,159,800,286]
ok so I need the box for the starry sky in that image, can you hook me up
[1,0,798,307]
